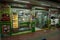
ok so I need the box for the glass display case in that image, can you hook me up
[11,8,31,32]
[18,9,31,32]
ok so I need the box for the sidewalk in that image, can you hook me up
[1,28,60,40]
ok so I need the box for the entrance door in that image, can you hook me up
[33,7,48,30]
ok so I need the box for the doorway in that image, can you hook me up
[33,7,48,31]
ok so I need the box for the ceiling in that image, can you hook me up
[37,0,60,3]
[24,0,60,3]
[49,0,60,3]
[1,0,60,3]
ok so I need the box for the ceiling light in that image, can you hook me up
[14,0,30,3]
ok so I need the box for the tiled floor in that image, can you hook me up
[1,28,60,40]
[47,34,60,40]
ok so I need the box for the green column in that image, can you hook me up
[31,22,35,32]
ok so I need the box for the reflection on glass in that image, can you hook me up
[18,9,30,22]
[18,9,31,32]
[35,10,48,29]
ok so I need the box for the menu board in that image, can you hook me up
[12,13,18,28]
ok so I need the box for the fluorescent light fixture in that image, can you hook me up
[14,0,30,3]
[34,7,46,9]
[20,1,30,3]
[14,0,22,1]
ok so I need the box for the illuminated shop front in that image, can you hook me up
[0,0,60,37]
[11,8,32,33]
